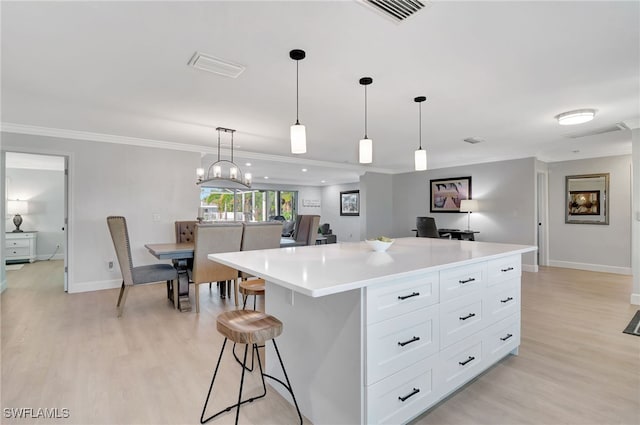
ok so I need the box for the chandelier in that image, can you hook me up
[197,127,252,188]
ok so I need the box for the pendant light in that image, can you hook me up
[414,96,427,171]
[359,77,373,164]
[290,49,306,154]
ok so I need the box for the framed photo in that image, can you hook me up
[340,190,360,216]
[430,176,472,213]
[565,173,609,224]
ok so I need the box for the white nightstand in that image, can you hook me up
[5,232,38,263]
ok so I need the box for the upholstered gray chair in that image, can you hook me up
[107,216,179,317]
[191,222,243,312]
[416,217,451,239]
[291,215,320,246]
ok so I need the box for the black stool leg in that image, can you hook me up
[201,338,227,424]
[260,340,304,425]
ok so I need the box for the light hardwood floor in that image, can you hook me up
[1,261,639,424]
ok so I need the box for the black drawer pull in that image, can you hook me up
[398,292,419,300]
[501,267,514,272]
[459,313,476,321]
[398,388,420,402]
[500,297,514,304]
[500,333,513,341]
[458,356,475,366]
[459,277,475,284]
[398,336,420,347]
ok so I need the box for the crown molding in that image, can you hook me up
[1,122,397,175]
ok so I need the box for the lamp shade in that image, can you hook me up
[459,199,478,212]
[290,123,307,154]
[359,138,373,164]
[414,149,427,171]
[8,200,28,215]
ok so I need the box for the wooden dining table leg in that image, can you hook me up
[174,259,192,312]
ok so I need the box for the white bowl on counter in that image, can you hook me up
[365,239,394,252]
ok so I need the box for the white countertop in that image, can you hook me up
[209,237,537,297]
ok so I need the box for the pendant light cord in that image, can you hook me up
[217,128,221,160]
[231,131,234,163]
[418,101,422,150]
[364,85,368,139]
[295,60,300,125]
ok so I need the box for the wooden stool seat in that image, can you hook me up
[216,310,282,345]
[239,278,265,296]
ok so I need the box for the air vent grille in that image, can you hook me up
[188,52,245,79]
[360,0,427,22]
[564,122,629,139]
[463,137,484,144]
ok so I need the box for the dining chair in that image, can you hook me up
[107,216,179,317]
[191,222,243,312]
[291,215,320,246]
[416,216,451,239]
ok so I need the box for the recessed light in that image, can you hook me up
[302,168,308,172]
[321,180,326,183]
[555,109,596,125]
[245,162,252,167]
[264,176,269,179]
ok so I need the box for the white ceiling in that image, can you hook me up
[1,1,638,185]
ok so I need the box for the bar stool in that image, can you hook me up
[232,278,266,371]
[201,310,303,425]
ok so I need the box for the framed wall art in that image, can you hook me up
[340,190,359,216]
[565,173,609,224]
[430,176,472,213]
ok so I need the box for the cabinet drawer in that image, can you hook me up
[6,239,30,248]
[487,255,521,285]
[366,273,439,325]
[6,247,30,257]
[440,293,484,348]
[366,354,439,425]
[437,332,485,397]
[439,262,486,302]
[483,279,520,326]
[484,314,520,364]
[367,305,439,385]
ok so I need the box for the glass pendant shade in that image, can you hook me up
[415,148,427,171]
[359,138,373,164]
[290,123,307,154]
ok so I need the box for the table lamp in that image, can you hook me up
[459,199,478,231]
[8,200,29,232]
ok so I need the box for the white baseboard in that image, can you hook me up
[68,279,121,294]
[631,293,640,306]
[548,260,632,275]
[522,264,538,273]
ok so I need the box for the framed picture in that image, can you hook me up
[565,173,609,224]
[430,176,472,213]
[340,190,360,216]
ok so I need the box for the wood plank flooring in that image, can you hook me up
[1,261,639,424]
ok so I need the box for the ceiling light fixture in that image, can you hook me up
[359,77,373,164]
[197,127,251,188]
[414,96,427,171]
[555,109,596,125]
[290,49,307,154]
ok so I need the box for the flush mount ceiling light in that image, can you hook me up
[290,49,307,154]
[359,77,373,164]
[197,127,251,188]
[555,109,596,125]
[188,51,246,78]
[414,96,427,171]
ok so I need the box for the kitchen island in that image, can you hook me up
[210,237,536,425]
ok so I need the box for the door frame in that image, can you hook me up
[536,170,549,267]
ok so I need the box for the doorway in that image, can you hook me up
[536,171,549,267]
[4,152,68,291]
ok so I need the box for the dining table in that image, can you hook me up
[145,242,194,312]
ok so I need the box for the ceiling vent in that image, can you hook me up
[463,137,484,144]
[188,52,246,79]
[564,122,630,139]
[358,0,429,23]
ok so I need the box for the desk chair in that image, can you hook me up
[192,223,243,312]
[107,216,178,317]
[416,217,451,239]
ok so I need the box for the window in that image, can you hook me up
[200,187,297,222]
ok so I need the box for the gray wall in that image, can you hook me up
[360,172,394,241]
[548,155,632,274]
[5,168,65,260]
[391,157,537,267]
[2,132,201,292]
[632,130,640,303]
[321,182,361,242]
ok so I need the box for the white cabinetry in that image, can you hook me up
[364,254,522,424]
[5,232,37,263]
